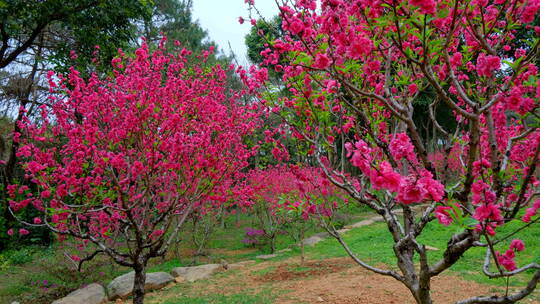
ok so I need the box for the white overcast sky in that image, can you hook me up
[192,0,279,65]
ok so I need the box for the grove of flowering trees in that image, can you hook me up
[242,0,540,303]
[8,41,259,304]
[4,0,540,303]
[246,165,347,260]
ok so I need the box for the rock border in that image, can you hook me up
[49,259,261,304]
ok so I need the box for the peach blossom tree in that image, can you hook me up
[242,0,540,303]
[9,41,259,304]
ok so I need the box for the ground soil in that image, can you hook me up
[268,258,497,303]
[141,256,526,304]
[255,257,501,304]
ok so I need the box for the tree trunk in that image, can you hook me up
[415,287,432,304]
[300,227,305,266]
[219,205,225,229]
[235,210,240,227]
[270,234,276,253]
[132,264,147,304]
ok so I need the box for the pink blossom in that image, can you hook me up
[370,161,402,193]
[410,0,436,14]
[510,239,525,252]
[450,52,463,67]
[476,53,500,77]
[408,83,418,95]
[19,228,30,236]
[472,0,488,7]
[397,176,426,204]
[389,133,416,162]
[473,203,503,223]
[435,206,453,226]
[418,171,444,201]
[289,19,305,35]
[71,255,81,262]
[33,217,42,224]
[496,250,517,271]
[522,204,538,222]
[520,0,540,23]
[150,229,164,239]
[7,229,14,236]
[346,140,372,174]
[40,190,51,199]
[313,53,331,69]
[347,37,372,59]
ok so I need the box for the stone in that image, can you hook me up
[317,296,325,302]
[52,283,107,304]
[425,245,440,251]
[227,260,256,270]
[255,254,278,260]
[107,271,174,300]
[302,236,325,246]
[174,276,185,283]
[170,264,223,282]
[277,248,292,253]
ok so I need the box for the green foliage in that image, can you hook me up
[411,87,458,151]
[143,0,208,52]
[245,16,285,80]
[0,0,152,72]
[245,16,283,64]
[2,247,34,265]
[0,244,126,304]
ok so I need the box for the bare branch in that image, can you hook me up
[456,269,540,304]
[482,248,540,279]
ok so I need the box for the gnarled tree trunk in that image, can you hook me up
[132,263,147,304]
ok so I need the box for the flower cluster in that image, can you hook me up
[496,239,526,271]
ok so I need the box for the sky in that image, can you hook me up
[192,0,279,65]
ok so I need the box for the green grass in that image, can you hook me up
[159,292,273,304]
[251,265,277,276]
[147,284,275,304]
[144,274,278,304]
[0,245,127,304]
[306,217,540,289]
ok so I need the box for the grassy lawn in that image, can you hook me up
[306,216,540,290]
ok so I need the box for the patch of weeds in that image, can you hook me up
[151,288,273,304]
[251,265,277,276]
[290,265,312,273]
[147,258,184,273]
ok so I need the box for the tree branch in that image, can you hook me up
[456,269,540,304]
